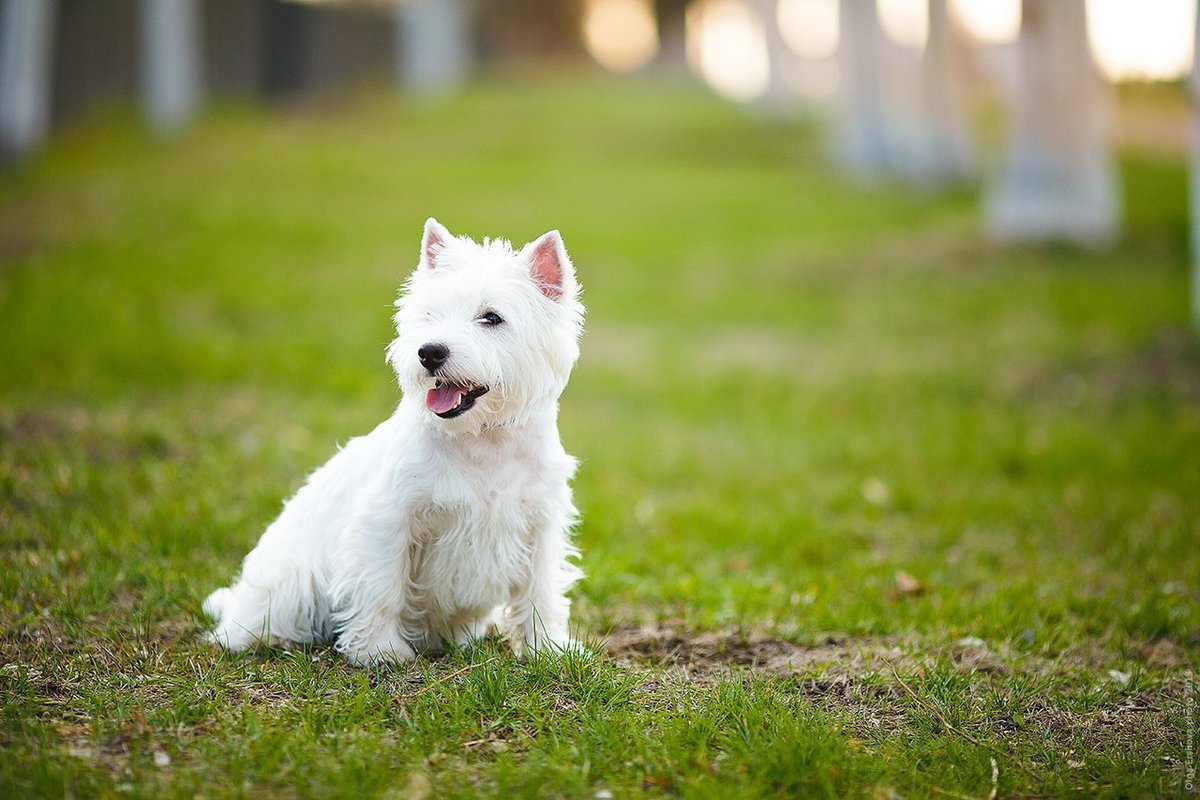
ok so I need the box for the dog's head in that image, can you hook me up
[388,218,584,433]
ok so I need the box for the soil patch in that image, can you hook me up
[603,625,913,678]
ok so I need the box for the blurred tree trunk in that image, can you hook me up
[261,0,310,97]
[479,0,584,60]
[985,0,1119,244]
[917,0,973,181]
[753,0,792,107]
[395,0,472,95]
[1192,6,1200,327]
[0,0,57,161]
[139,0,203,133]
[653,0,687,72]
[837,0,890,174]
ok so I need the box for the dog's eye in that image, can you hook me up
[479,311,504,326]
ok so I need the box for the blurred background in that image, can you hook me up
[2,0,1197,251]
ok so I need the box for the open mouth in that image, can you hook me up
[426,380,490,419]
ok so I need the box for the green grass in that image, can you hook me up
[2,74,1197,797]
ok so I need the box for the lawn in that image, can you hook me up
[1,75,1197,798]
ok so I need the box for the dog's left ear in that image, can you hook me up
[526,230,573,301]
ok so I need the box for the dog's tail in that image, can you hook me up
[202,587,232,621]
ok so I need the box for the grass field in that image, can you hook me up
[1,76,1198,797]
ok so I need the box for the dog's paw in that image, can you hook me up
[206,622,265,654]
[522,633,589,660]
[201,587,232,621]
[338,629,416,667]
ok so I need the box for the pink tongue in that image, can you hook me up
[426,385,464,414]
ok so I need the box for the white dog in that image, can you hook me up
[203,219,585,666]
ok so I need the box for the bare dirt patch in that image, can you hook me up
[1007,326,1200,408]
[603,624,1192,756]
[602,624,1032,679]
[604,625,909,678]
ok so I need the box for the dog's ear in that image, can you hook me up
[526,230,573,301]
[421,218,452,270]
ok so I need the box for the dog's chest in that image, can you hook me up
[408,465,544,612]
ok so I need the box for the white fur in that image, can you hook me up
[203,219,585,666]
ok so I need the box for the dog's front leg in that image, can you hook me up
[509,516,581,656]
[330,496,417,667]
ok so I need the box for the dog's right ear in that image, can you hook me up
[421,218,452,270]
[526,229,574,302]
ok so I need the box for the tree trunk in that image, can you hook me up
[139,0,203,133]
[917,0,973,181]
[753,0,792,107]
[0,0,57,161]
[986,0,1119,244]
[396,0,472,95]
[1191,5,1200,327]
[653,0,688,72]
[261,0,311,98]
[836,0,890,174]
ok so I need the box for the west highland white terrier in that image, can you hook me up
[203,219,585,666]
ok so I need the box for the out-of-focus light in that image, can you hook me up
[777,0,839,59]
[1086,0,1194,82]
[583,0,659,72]
[784,57,839,99]
[878,0,929,49]
[949,0,1020,44]
[687,0,771,102]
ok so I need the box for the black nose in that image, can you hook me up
[418,342,450,373]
